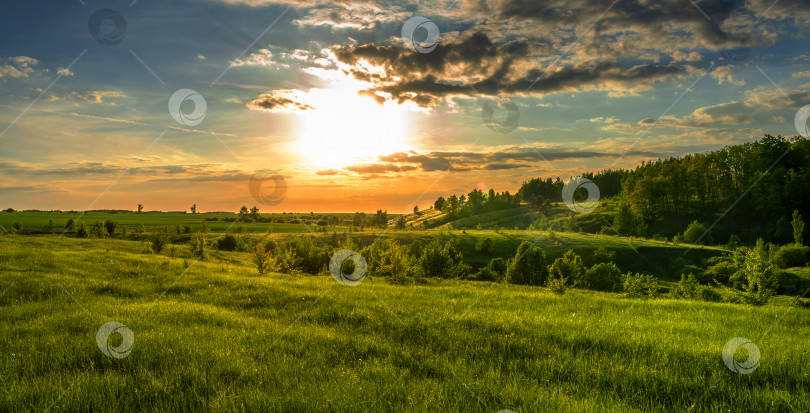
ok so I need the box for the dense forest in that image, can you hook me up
[437,135,810,244]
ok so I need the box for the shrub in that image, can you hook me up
[623,272,659,299]
[547,250,585,288]
[672,273,703,300]
[252,239,276,276]
[724,234,742,250]
[473,267,498,282]
[582,262,623,292]
[11,222,22,234]
[104,220,117,236]
[547,276,568,295]
[505,241,547,285]
[90,221,106,238]
[275,244,301,274]
[679,264,707,283]
[419,240,465,278]
[75,223,88,238]
[771,245,810,268]
[725,250,779,306]
[287,236,330,275]
[775,271,804,295]
[43,220,54,233]
[149,233,169,254]
[705,260,735,284]
[65,219,75,231]
[189,234,207,260]
[217,234,239,252]
[591,247,615,265]
[682,220,711,244]
[475,237,494,253]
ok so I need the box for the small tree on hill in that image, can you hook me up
[395,215,407,230]
[547,250,585,289]
[582,262,623,292]
[137,204,143,213]
[190,204,197,214]
[682,220,711,245]
[506,241,547,285]
[104,220,117,236]
[189,233,207,260]
[792,210,804,246]
[252,238,277,275]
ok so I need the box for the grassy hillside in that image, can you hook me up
[1,236,808,412]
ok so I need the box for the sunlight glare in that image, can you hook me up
[295,79,412,169]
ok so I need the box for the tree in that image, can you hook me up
[352,212,366,228]
[506,241,548,285]
[217,234,239,251]
[75,222,88,238]
[238,206,249,217]
[475,237,494,253]
[547,250,585,288]
[250,205,260,221]
[137,204,143,214]
[252,238,277,275]
[582,262,622,292]
[191,204,197,214]
[103,220,117,236]
[374,209,388,228]
[189,233,207,260]
[792,210,804,246]
[682,220,711,244]
[592,246,615,264]
[395,215,407,230]
[740,250,778,305]
[413,205,419,214]
[90,221,106,238]
[433,196,445,211]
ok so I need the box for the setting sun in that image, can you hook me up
[294,81,413,169]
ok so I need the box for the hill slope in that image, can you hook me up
[1,236,807,411]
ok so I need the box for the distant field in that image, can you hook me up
[0,212,728,280]
[0,236,807,412]
[0,211,354,234]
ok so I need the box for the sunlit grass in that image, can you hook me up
[0,236,807,412]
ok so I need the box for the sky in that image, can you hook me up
[1,0,810,213]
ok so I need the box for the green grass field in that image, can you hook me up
[1,234,808,412]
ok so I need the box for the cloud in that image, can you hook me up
[0,56,39,78]
[338,145,661,174]
[589,117,618,123]
[56,67,74,77]
[70,90,125,104]
[332,32,682,107]
[246,91,315,113]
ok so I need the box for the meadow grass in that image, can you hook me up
[0,236,807,412]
